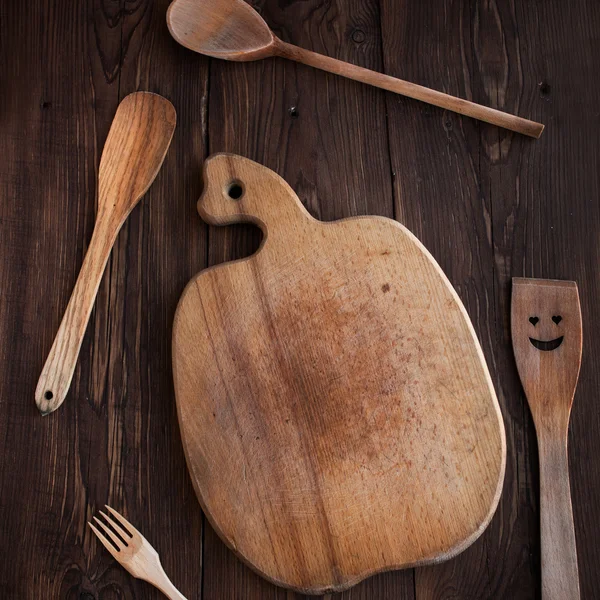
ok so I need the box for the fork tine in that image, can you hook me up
[105,505,142,538]
[99,510,130,541]
[89,521,120,559]
[92,516,125,551]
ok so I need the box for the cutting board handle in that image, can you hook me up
[197,154,312,235]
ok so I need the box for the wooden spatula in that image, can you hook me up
[36,92,176,415]
[511,277,582,600]
[166,0,544,137]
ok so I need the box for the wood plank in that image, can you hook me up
[0,0,209,597]
[380,0,600,598]
[0,0,122,596]
[379,0,540,598]
[203,0,414,597]
[510,3,600,597]
[81,0,210,598]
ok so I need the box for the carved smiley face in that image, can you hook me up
[512,277,582,409]
[528,314,564,351]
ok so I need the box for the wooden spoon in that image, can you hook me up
[36,92,176,415]
[511,277,582,600]
[166,0,544,138]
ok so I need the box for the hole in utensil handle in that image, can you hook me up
[227,181,244,200]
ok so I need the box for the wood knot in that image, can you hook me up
[538,81,551,99]
[351,28,366,44]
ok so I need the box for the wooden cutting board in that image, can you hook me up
[172,154,506,594]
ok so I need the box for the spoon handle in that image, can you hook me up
[275,40,544,138]
[35,221,116,415]
[538,433,580,600]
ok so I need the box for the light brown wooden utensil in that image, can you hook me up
[89,506,187,600]
[511,277,582,600]
[166,0,544,138]
[172,153,506,594]
[35,92,176,415]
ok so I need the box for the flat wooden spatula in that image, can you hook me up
[511,277,582,600]
[36,92,176,415]
[167,0,544,137]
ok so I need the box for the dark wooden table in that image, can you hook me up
[1,0,599,598]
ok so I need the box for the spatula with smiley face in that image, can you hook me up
[511,277,582,600]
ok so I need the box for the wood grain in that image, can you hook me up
[512,278,582,600]
[0,0,207,598]
[379,1,547,598]
[1,0,600,598]
[173,153,506,594]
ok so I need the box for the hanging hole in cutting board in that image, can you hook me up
[226,181,244,200]
[44,390,53,400]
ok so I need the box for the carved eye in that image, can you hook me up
[552,315,562,325]
[529,317,539,326]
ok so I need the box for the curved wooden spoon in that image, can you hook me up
[167,0,544,138]
[36,92,176,415]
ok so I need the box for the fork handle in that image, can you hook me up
[146,566,188,600]
[155,580,187,600]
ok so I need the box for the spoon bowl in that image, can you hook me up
[167,0,276,61]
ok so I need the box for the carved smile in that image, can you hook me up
[529,336,564,351]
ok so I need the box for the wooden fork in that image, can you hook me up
[89,506,187,600]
